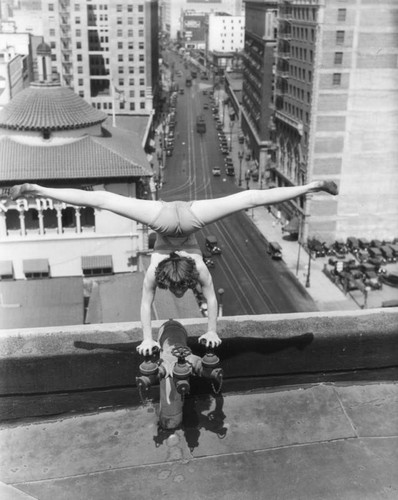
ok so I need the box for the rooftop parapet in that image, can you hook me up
[0,308,397,421]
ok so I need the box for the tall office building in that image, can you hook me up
[272,0,398,241]
[41,0,159,116]
[161,0,243,40]
[241,1,278,180]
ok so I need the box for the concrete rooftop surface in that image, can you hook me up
[0,308,398,499]
[0,381,398,500]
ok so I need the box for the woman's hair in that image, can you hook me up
[155,252,199,290]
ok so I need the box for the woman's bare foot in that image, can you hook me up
[10,183,37,200]
[313,180,339,195]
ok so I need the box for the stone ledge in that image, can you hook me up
[0,308,397,421]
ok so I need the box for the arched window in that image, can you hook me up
[5,209,20,233]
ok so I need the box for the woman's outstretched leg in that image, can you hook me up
[191,180,338,226]
[10,183,162,226]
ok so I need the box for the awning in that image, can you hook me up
[0,260,13,276]
[283,216,300,234]
[81,255,113,270]
[23,259,49,274]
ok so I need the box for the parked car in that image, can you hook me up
[212,166,221,176]
[370,239,383,248]
[368,247,386,263]
[346,237,360,254]
[358,238,370,249]
[359,264,383,289]
[339,271,360,291]
[380,245,396,263]
[308,238,326,258]
[389,244,398,257]
[381,272,398,288]
[268,241,283,260]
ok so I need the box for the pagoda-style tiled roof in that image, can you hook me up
[0,83,107,131]
[0,136,152,182]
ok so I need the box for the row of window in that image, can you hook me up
[289,65,312,83]
[93,101,146,111]
[291,26,316,43]
[288,7,346,22]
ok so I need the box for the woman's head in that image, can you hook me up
[155,252,199,297]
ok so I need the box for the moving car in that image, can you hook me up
[268,241,282,260]
[205,235,222,255]
[226,166,235,176]
[212,166,221,176]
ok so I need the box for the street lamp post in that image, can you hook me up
[238,150,243,187]
[305,242,312,288]
[229,112,235,151]
[245,171,250,190]
[217,288,225,317]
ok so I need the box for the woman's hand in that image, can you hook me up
[199,331,221,348]
[136,339,160,356]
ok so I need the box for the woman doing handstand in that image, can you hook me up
[10,181,338,355]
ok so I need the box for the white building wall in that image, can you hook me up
[208,14,244,53]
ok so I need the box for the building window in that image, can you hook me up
[128,30,133,37]
[118,66,124,74]
[140,90,145,97]
[130,103,135,111]
[139,66,144,74]
[129,78,134,85]
[48,3,54,10]
[129,90,135,97]
[50,29,55,36]
[128,5,133,12]
[79,91,84,98]
[118,42,123,49]
[138,5,144,12]
[140,102,145,109]
[332,73,341,85]
[337,8,347,22]
[76,29,81,36]
[117,4,123,12]
[139,54,144,62]
[118,79,124,86]
[117,17,122,24]
[120,102,125,109]
[76,41,81,49]
[129,67,134,74]
[334,52,343,64]
[336,31,345,44]
[77,54,82,61]
[129,54,134,62]
[117,29,123,36]
[50,41,56,49]
[78,78,84,85]
[128,42,134,50]
[75,17,81,24]
[139,78,145,85]
[128,17,133,24]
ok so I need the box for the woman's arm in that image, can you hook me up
[197,263,221,347]
[138,268,160,355]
